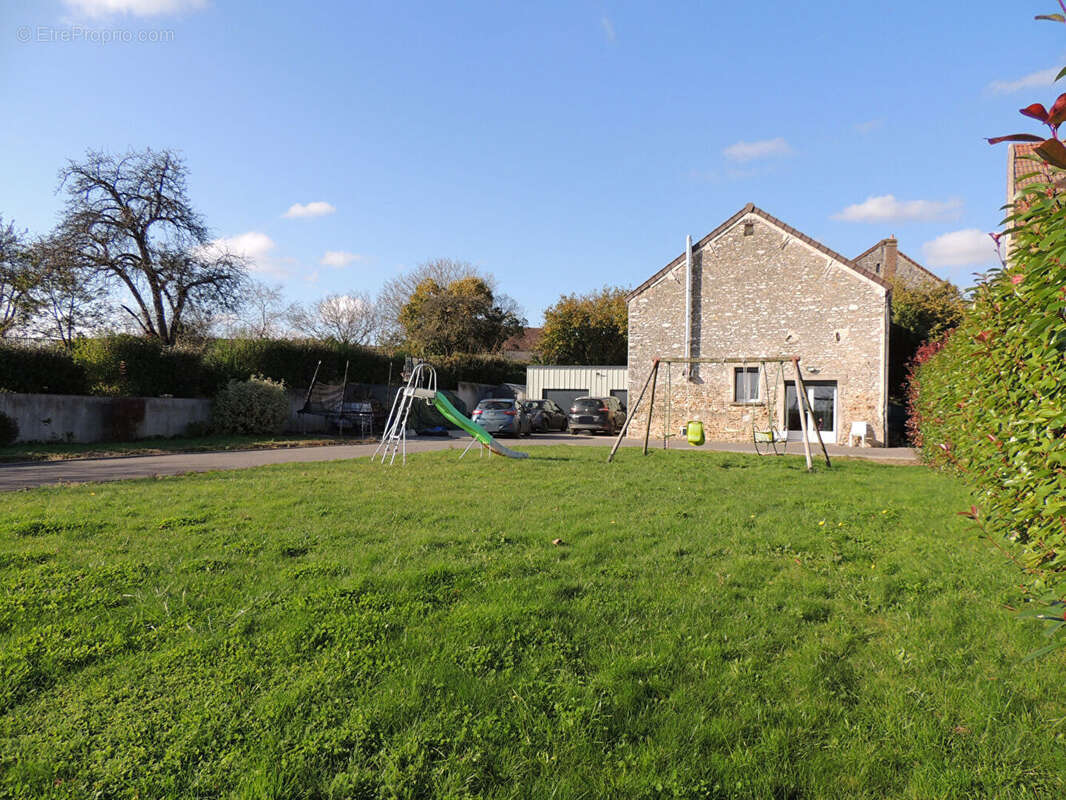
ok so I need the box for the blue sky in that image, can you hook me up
[2,1,1062,324]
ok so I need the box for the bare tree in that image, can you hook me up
[288,291,379,345]
[227,281,289,339]
[377,258,514,345]
[0,217,38,338]
[56,149,247,345]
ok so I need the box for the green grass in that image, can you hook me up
[1,447,1063,799]
[0,433,364,463]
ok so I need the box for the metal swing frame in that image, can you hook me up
[749,360,789,456]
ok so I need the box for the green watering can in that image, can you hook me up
[686,420,705,446]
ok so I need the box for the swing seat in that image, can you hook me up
[753,429,786,443]
[686,420,705,446]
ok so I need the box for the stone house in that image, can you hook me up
[626,203,940,447]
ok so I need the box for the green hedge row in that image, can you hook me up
[909,179,1066,607]
[0,336,527,398]
[0,342,89,395]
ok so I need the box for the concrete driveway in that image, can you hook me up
[0,433,918,491]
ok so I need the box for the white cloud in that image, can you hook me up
[282,201,336,219]
[198,231,285,276]
[320,250,363,268]
[722,137,793,162]
[922,229,1001,268]
[986,67,1059,95]
[833,194,963,223]
[601,15,616,42]
[62,0,207,16]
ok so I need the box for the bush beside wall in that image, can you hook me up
[212,375,290,435]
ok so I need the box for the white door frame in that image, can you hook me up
[785,381,838,444]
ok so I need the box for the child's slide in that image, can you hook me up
[432,392,529,459]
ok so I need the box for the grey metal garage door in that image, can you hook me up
[544,389,589,410]
[610,389,628,408]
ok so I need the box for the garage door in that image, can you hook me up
[544,389,589,410]
[610,389,628,408]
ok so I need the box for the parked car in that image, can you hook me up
[568,396,626,435]
[471,398,531,436]
[524,399,568,432]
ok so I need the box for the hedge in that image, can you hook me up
[73,335,218,398]
[0,337,529,398]
[0,342,88,394]
[204,339,397,389]
[909,172,1066,619]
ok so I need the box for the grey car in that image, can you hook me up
[567,396,626,435]
[471,398,531,436]
[524,399,568,432]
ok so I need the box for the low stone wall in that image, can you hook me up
[0,381,512,444]
[0,392,212,444]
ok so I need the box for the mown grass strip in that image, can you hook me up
[0,446,1062,799]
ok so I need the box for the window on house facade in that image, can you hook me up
[734,367,760,403]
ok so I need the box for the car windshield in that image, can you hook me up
[526,401,545,409]
[479,400,514,410]
[572,398,604,411]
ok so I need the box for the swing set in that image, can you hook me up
[606,356,831,471]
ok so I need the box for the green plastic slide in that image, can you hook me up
[432,392,529,459]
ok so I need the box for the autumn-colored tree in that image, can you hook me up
[399,276,524,356]
[890,278,965,341]
[887,278,966,400]
[535,287,628,365]
[377,258,523,346]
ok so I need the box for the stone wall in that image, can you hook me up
[628,211,888,445]
[0,392,212,444]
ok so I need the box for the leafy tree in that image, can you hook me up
[55,149,247,345]
[888,278,966,401]
[398,276,524,356]
[288,291,379,345]
[0,217,38,338]
[890,278,966,342]
[535,287,628,365]
[377,258,521,346]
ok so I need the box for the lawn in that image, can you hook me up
[0,434,365,464]
[1,446,1063,799]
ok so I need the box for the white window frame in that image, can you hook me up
[733,366,761,404]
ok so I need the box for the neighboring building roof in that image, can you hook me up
[627,202,889,301]
[852,238,944,286]
[1008,142,1047,205]
[501,326,542,353]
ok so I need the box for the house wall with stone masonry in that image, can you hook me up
[628,214,888,445]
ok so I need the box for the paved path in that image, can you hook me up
[0,434,918,491]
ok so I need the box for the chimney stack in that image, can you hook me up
[883,236,898,282]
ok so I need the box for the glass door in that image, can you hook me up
[785,381,837,443]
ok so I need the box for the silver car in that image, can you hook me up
[471,398,531,436]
